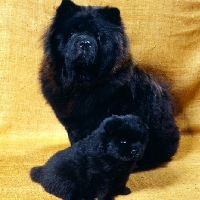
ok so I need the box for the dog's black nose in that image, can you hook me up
[79,40,91,50]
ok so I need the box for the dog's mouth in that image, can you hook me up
[72,57,97,81]
[65,34,98,81]
[76,54,96,67]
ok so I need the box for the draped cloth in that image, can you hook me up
[0,0,199,199]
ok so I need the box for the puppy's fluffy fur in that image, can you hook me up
[40,0,180,168]
[30,115,148,200]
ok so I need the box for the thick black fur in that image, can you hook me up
[40,0,180,168]
[30,115,149,200]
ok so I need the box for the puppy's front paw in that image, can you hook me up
[98,197,114,200]
[114,186,131,195]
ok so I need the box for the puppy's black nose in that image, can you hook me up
[131,148,139,158]
[79,40,91,50]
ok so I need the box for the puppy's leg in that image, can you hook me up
[98,196,114,200]
[114,185,131,195]
[63,198,93,200]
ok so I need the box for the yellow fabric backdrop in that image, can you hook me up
[0,0,199,199]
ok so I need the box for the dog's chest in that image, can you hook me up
[65,85,135,119]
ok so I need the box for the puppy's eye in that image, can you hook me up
[120,140,127,144]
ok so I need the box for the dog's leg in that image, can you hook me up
[136,93,180,169]
[132,68,180,168]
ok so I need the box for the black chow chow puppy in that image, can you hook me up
[30,115,149,200]
[40,0,180,168]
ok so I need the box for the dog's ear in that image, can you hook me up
[57,0,81,15]
[98,7,121,25]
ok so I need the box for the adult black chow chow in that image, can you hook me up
[30,115,149,200]
[40,0,180,168]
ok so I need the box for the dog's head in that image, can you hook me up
[101,115,149,162]
[42,0,129,87]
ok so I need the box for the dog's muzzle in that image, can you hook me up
[67,34,98,67]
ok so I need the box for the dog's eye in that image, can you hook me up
[94,31,100,41]
[120,140,127,144]
[70,29,77,36]
[97,33,100,41]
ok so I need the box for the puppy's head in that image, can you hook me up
[41,0,129,87]
[102,115,148,162]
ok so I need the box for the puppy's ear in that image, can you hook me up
[57,0,81,15]
[103,116,122,135]
[98,7,121,25]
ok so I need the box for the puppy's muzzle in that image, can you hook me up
[131,146,143,159]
